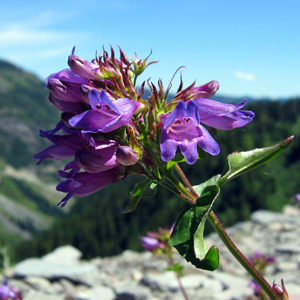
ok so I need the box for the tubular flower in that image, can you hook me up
[160,101,220,164]
[69,89,141,133]
[141,225,174,254]
[190,80,220,99]
[193,98,255,130]
[140,236,164,251]
[68,54,104,80]
[56,167,125,207]
[33,130,86,164]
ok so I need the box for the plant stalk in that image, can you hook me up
[208,211,281,300]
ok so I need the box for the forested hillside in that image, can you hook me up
[0,59,299,262]
[0,60,67,248]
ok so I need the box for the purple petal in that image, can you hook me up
[46,68,87,87]
[195,126,220,156]
[191,80,220,99]
[57,168,122,207]
[89,89,120,114]
[140,236,162,251]
[295,193,300,204]
[179,141,198,164]
[164,101,187,128]
[160,130,179,162]
[69,90,141,133]
[193,98,255,130]
[116,146,139,166]
[74,146,119,173]
[49,94,87,113]
[47,78,82,102]
[68,55,103,80]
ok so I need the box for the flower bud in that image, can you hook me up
[273,280,289,300]
[47,78,82,102]
[74,146,119,173]
[116,146,139,166]
[49,94,87,113]
[68,55,104,80]
[191,80,220,99]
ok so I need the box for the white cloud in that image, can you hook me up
[0,29,80,46]
[235,71,256,82]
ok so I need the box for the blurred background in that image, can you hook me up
[0,0,299,263]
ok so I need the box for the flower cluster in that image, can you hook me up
[34,46,255,206]
[247,251,276,300]
[248,251,276,274]
[140,224,174,256]
[294,193,300,206]
[0,282,22,300]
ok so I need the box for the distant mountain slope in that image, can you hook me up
[0,60,66,247]
[0,59,59,168]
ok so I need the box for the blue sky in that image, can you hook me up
[0,0,299,99]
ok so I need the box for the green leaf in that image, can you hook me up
[166,153,186,170]
[166,148,206,170]
[218,136,294,187]
[193,175,221,196]
[119,179,152,213]
[170,185,220,271]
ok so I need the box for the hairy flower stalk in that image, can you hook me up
[32,45,291,299]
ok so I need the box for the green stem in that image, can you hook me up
[145,145,196,204]
[208,211,281,300]
[174,164,199,198]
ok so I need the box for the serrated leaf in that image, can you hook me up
[170,185,220,271]
[118,179,152,213]
[218,136,294,187]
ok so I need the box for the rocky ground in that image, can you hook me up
[3,205,300,300]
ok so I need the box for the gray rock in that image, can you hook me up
[276,243,300,254]
[22,290,66,300]
[141,271,178,292]
[76,286,115,300]
[14,258,100,286]
[42,245,82,265]
[114,281,152,300]
[251,210,288,225]
[24,276,57,294]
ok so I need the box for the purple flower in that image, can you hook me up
[46,68,88,87]
[68,54,103,80]
[69,89,141,133]
[116,146,139,166]
[140,236,164,251]
[193,98,255,130]
[294,193,300,204]
[74,141,120,173]
[0,281,22,300]
[33,130,85,165]
[248,279,261,295]
[160,101,220,164]
[56,167,124,207]
[190,80,220,99]
[49,93,87,113]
